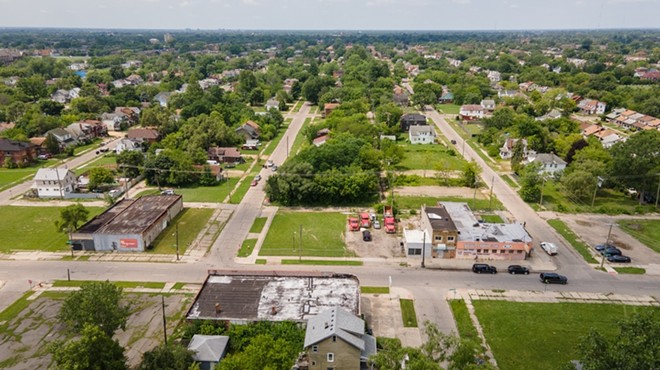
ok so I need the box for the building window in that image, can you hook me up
[476,249,481,253]
[435,235,442,241]
[312,345,318,352]
[408,248,421,255]
[447,236,455,241]
[332,335,336,342]
[327,353,334,362]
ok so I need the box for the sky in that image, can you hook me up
[0,0,658,30]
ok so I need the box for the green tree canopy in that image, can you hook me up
[137,344,195,370]
[50,323,128,370]
[55,203,90,235]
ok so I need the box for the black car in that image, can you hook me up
[539,272,568,284]
[594,243,615,252]
[607,255,631,263]
[507,265,530,275]
[601,246,622,257]
[472,264,497,274]
[362,230,372,242]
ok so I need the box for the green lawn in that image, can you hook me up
[262,126,288,156]
[361,286,390,294]
[250,217,267,233]
[0,206,103,252]
[501,174,518,188]
[73,139,102,155]
[480,214,504,223]
[0,160,58,191]
[238,239,257,257]
[260,211,353,257]
[255,259,267,264]
[613,267,646,274]
[286,117,312,160]
[436,103,461,115]
[229,167,261,204]
[547,219,598,263]
[149,208,214,254]
[618,220,660,253]
[75,155,117,175]
[394,195,504,212]
[281,259,363,266]
[52,280,166,289]
[151,178,240,203]
[400,299,418,328]
[449,299,480,343]
[396,143,467,171]
[473,301,658,370]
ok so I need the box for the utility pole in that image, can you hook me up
[299,224,303,262]
[175,223,179,261]
[591,183,598,207]
[605,224,613,245]
[655,174,660,208]
[489,176,495,210]
[421,230,426,268]
[161,296,168,345]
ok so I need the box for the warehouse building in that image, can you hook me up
[71,194,183,252]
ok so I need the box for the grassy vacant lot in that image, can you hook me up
[138,178,240,203]
[0,159,58,191]
[238,239,257,257]
[480,214,504,223]
[250,217,267,233]
[618,219,660,253]
[547,219,598,264]
[260,211,354,257]
[281,259,363,266]
[150,208,214,254]
[52,280,166,289]
[230,167,262,204]
[399,299,418,328]
[397,143,466,171]
[262,125,288,156]
[0,206,103,252]
[74,155,117,175]
[394,195,504,212]
[449,299,480,343]
[361,286,390,294]
[436,103,461,115]
[473,301,658,370]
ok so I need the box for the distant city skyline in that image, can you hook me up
[0,0,658,31]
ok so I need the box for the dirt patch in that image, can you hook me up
[0,292,192,369]
[345,226,405,258]
[395,186,488,198]
[575,220,592,227]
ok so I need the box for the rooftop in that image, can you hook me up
[441,202,531,243]
[424,205,457,231]
[186,271,360,322]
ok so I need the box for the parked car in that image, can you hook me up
[250,180,258,187]
[594,243,616,252]
[507,265,530,275]
[266,159,274,167]
[254,174,262,181]
[161,189,175,195]
[271,165,278,172]
[362,230,372,242]
[373,220,381,229]
[450,139,457,144]
[37,154,51,160]
[472,264,497,274]
[607,255,631,263]
[539,272,568,284]
[601,246,622,257]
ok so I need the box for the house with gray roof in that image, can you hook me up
[301,306,376,370]
[527,153,567,175]
[409,125,436,144]
[188,335,229,370]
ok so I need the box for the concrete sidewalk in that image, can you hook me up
[452,288,659,306]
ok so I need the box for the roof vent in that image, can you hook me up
[215,303,222,314]
[271,306,278,315]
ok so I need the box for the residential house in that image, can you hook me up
[518,81,538,92]
[486,70,501,83]
[499,138,535,160]
[399,113,427,131]
[323,103,340,118]
[127,128,160,144]
[46,128,76,148]
[393,86,410,106]
[581,124,605,137]
[208,147,243,164]
[420,204,458,258]
[29,137,47,155]
[193,164,224,182]
[265,98,280,111]
[527,153,567,175]
[438,92,454,104]
[498,90,519,99]
[535,109,562,121]
[101,111,128,131]
[459,105,485,120]
[301,307,376,370]
[599,132,625,148]
[235,120,260,140]
[33,168,77,198]
[154,92,174,107]
[188,335,229,370]
[115,107,141,125]
[577,99,607,115]
[65,122,97,143]
[409,125,436,144]
[114,138,141,154]
[0,138,37,166]
[480,99,496,112]
[640,70,660,81]
[313,134,329,147]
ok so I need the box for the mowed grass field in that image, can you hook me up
[473,301,658,370]
[397,143,467,171]
[259,211,353,257]
[150,208,214,254]
[0,206,103,252]
[618,219,660,253]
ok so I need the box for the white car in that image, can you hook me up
[373,220,381,229]
[540,242,558,256]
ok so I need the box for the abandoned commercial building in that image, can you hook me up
[186,271,361,324]
[70,194,183,252]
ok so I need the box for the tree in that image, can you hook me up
[51,323,128,370]
[572,310,659,370]
[461,161,481,187]
[44,133,61,155]
[561,170,597,201]
[610,130,660,201]
[17,75,47,101]
[519,162,543,202]
[58,281,130,336]
[55,203,90,238]
[510,139,525,174]
[116,150,145,178]
[88,167,115,191]
[137,344,195,370]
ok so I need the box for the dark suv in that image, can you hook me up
[539,272,568,284]
[472,264,497,274]
[601,246,622,257]
[507,265,530,275]
[362,230,372,242]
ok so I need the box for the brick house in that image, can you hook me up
[0,138,37,166]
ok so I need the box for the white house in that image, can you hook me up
[480,99,496,111]
[499,138,535,160]
[409,125,436,144]
[34,168,77,198]
[459,105,485,120]
[527,153,567,175]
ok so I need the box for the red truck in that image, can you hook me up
[360,212,371,228]
[384,206,396,234]
[348,217,360,231]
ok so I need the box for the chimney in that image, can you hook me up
[215,303,222,314]
[271,306,278,315]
